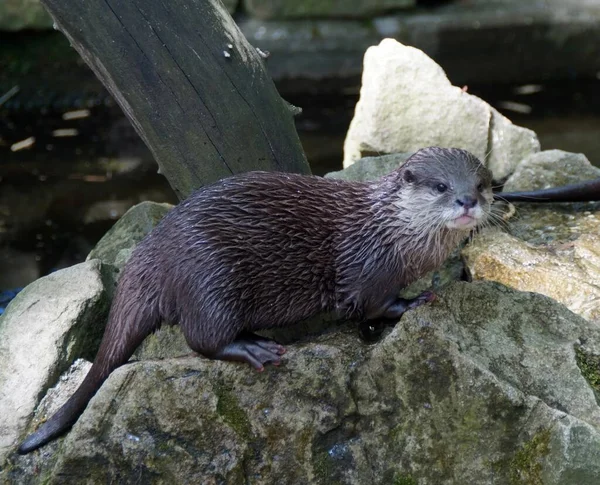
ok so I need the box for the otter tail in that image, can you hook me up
[18,268,161,454]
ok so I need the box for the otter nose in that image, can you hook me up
[456,196,477,210]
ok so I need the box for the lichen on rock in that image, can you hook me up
[5,281,600,484]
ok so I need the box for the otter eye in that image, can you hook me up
[436,183,448,193]
[477,183,484,192]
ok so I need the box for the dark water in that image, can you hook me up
[1,31,600,301]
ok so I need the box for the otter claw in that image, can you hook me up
[380,291,436,320]
[213,337,286,370]
[360,291,437,343]
[408,291,436,308]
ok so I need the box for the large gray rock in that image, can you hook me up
[22,359,92,432]
[325,152,410,182]
[343,39,540,179]
[503,149,600,194]
[244,0,413,19]
[87,201,172,271]
[0,202,170,465]
[5,282,600,484]
[464,150,600,324]
[0,260,111,463]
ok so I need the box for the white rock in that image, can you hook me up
[344,38,540,179]
[0,260,109,461]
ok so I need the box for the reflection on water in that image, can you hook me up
[0,100,176,292]
[468,80,600,165]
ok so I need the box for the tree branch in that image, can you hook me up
[40,0,310,199]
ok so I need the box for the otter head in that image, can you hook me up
[391,147,493,232]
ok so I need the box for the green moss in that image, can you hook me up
[574,346,600,402]
[40,470,55,485]
[389,422,405,444]
[215,385,252,440]
[312,451,342,485]
[294,427,314,464]
[507,319,525,346]
[404,328,458,409]
[509,428,551,485]
[394,473,418,485]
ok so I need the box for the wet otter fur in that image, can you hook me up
[19,146,494,454]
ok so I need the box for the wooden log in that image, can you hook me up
[40,0,310,199]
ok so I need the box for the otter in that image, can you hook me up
[18,146,598,454]
[18,147,493,453]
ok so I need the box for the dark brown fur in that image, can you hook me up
[19,147,494,454]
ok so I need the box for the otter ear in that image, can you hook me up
[403,169,415,184]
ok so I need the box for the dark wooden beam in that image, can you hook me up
[40,0,310,199]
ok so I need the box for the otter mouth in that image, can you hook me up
[454,215,475,227]
[446,213,479,230]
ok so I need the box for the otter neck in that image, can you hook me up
[378,184,470,283]
[388,212,467,283]
[335,183,470,292]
